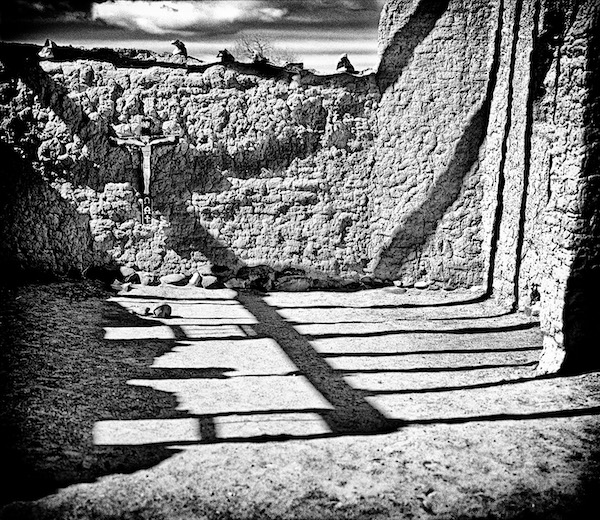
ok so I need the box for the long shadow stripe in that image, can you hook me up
[237,292,398,434]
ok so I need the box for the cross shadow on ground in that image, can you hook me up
[2,273,600,507]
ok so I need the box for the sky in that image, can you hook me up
[1,1,386,72]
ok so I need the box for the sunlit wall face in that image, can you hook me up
[2,0,386,73]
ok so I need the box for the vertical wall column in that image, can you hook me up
[537,1,600,374]
[485,0,540,308]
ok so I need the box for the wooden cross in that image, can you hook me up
[112,134,178,224]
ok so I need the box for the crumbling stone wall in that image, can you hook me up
[0,54,379,279]
[0,140,93,276]
[0,73,94,277]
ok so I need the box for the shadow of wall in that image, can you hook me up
[0,142,93,277]
[376,0,450,93]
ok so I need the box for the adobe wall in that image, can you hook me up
[372,0,495,287]
[0,0,598,372]
[534,1,600,373]
[473,0,599,373]
[376,0,599,372]
[1,3,506,289]
[0,53,380,280]
[0,140,93,277]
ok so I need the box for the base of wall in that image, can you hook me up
[536,334,566,375]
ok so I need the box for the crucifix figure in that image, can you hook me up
[111,133,178,224]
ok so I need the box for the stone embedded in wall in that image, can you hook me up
[200,275,220,289]
[160,273,188,286]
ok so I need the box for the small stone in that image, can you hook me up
[160,273,188,286]
[201,275,220,289]
[393,280,403,287]
[225,277,246,289]
[124,272,140,284]
[211,264,234,278]
[275,276,312,292]
[311,277,336,290]
[198,265,214,276]
[237,265,275,292]
[138,271,158,286]
[401,277,415,288]
[360,275,374,286]
[119,266,136,279]
[414,280,431,289]
[110,279,123,291]
[146,304,172,318]
[341,280,361,291]
[188,272,202,286]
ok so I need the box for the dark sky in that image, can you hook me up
[2,1,386,34]
[1,1,385,72]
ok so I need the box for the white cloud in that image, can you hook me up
[91,1,289,34]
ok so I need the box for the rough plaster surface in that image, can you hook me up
[0,0,598,372]
[372,0,494,286]
[0,57,380,279]
[534,1,600,372]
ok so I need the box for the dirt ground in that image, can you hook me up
[0,280,598,519]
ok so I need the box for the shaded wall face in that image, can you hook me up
[536,0,600,373]
[0,60,381,278]
[0,141,93,277]
[372,0,496,287]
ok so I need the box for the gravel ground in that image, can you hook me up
[0,281,598,519]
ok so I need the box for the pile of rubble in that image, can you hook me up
[83,263,466,294]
